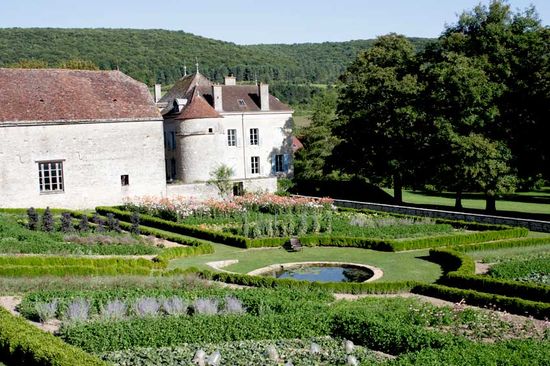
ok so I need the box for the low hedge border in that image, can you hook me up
[153,243,215,267]
[428,248,550,304]
[193,269,419,294]
[451,236,550,253]
[97,206,527,252]
[412,283,550,319]
[0,307,107,366]
[0,265,152,277]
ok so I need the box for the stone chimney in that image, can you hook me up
[213,84,223,112]
[259,83,269,111]
[154,84,162,103]
[224,75,236,86]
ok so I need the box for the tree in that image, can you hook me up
[438,0,550,184]
[208,165,234,199]
[8,59,48,69]
[437,133,515,212]
[333,34,426,203]
[58,59,99,70]
[420,52,504,208]
[293,88,341,180]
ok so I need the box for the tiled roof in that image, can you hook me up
[161,73,292,119]
[175,87,221,120]
[292,136,304,152]
[198,85,292,113]
[0,68,161,123]
[159,73,212,114]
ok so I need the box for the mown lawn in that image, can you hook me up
[169,243,442,283]
[382,188,550,216]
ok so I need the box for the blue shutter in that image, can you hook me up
[271,155,276,175]
[283,154,290,172]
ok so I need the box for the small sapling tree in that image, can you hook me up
[207,164,234,199]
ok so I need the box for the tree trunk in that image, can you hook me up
[485,194,496,213]
[393,173,403,204]
[455,190,463,210]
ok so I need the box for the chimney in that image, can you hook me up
[213,84,223,112]
[224,75,236,86]
[259,83,269,111]
[154,84,162,103]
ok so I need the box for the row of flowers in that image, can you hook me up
[123,193,334,220]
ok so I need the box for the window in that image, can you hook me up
[250,128,259,145]
[170,158,177,179]
[238,99,246,107]
[251,156,260,174]
[165,158,177,181]
[227,129,237,146]
[275,154,284,172]
[208,128,213,133]
[121,175,129,186]
[38,161,64,193]
[233,182,244,196]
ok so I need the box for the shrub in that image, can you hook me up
[193,298,219,315]
[79,214,90,232]
[161,296,188,316]
[101,299,127,321]
[133,297,160,317]
[65,298,91,323]
[60,212,74,233]
[0,307,108,366]
[35,300,58,323]
[130,211,140,235]
[41,207,55,232]
[412,284,550,319]
[223,296,246,314]
[26,207,39,230]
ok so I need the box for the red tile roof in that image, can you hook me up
[161,73,292,119]
[0,68,161,123]
[175,87,221,120]
[292,136,304,152]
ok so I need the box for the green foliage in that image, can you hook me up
[100,337,383,366]
[0,307,107,366]
[153,243,214,267]
[452,236,550,253]
[207,164,235,199]
[488,254,550,285]
[412,283,550,319]
[58,58,99,70]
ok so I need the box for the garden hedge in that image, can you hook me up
[0,307,107,366]
[412,283,550,319]
[428,248,550,304]
[97,206,527,251]
[195,269,419,294]
[153,243,214,267]
[452,236,550,253]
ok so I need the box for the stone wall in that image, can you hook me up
[0,120,166,209]
[166,177,278,200]
[323,198,550,233]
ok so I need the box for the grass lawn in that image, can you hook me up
[169,243,442,283]
[382,187,550,217]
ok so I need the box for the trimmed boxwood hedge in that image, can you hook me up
[153,243,214,267]
[412,283,550,319]
[194,269,419,294]
[452,236,550,253]
[0,307,107,366]
[428,247,550,304]
[97,206,528,251]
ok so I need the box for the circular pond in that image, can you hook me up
[248,262,383,283]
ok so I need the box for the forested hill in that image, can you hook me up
[0,28,432,85]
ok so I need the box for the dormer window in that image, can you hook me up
[173,98,188,113]
[237,99,246,107]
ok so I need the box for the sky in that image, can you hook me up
[0,0,548,44]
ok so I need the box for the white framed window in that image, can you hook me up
[227,129,237,146]
[275,154,284,172]
[38,161,64,193]
[165,131,176,150]
[251,156,260,174]
[250,128,259,145]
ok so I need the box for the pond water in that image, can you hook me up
[268,264,374,283]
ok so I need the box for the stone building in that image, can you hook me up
[0,68,166,209]
[157,73,294,197]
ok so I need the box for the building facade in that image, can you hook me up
[0,68,166,209]
[158,73,294,197]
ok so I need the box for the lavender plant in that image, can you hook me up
[65,298,90,323]
[161,296,188,316]
[222,296,245,314]
[133,297,160,317]
[35,300,58,322]
[78,214,90,232]
[101,299,127,320]
[193,298,219,315]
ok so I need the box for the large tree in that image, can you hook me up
[437,0,550,184]
[333,34,427,203]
